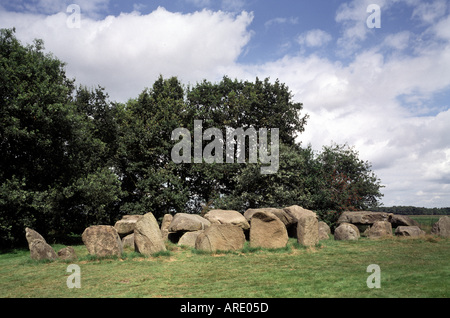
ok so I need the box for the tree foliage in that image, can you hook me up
[0,29,122,247]
[0,29,384,247]
[370,206,450,215]
[313,144,384,227]
[116,76,189,216]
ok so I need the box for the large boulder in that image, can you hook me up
[249,211,288,249]
[364,221,393,239]
[25,227,58,261]
[121,233,135,249]
[297,214,319,247]
[334,223,360,241]
[204,209,250,230]
[283,205,318,237]
[134,212,166,256]
[168,213,211,232]
[114,215,141,237]
[25,227,46,248]
[178,230,203,248]
[57,246,77,261]
[82,225,123,257]
[318,221,331,240]
[283,205,317,221]
[244,208,295,227]
[195,224,245,252]
[337,211,393,226]
[395,226,425,237]
[431,216,450,237]
[160,214,173,240]
[29,240,58,261]
[390,215,420,227]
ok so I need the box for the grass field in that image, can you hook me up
[408,215,442,233]
[1,233,449,298]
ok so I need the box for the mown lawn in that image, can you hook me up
[1,235,448,298]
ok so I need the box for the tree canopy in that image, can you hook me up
[0,29,384,248]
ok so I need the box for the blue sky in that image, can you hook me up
[1,0,450,208]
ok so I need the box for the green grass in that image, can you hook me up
[408,215,442,233]
[1,236,448,298]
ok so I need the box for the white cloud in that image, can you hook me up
[431,14,450,40]
[297,29,332,48]
[132,3,147,13]
[2,2,450,207]
[221,13,450,207]
[412,0,447,25]
[264,17,298,28]
[221,0,246,12]
[382,31,411,50]
[0,7,254,101]
[335,0,388,56]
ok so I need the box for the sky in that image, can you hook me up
[1,0,450,208]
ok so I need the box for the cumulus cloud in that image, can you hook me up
[335,0,388,56]
[297,29,332,48]
[1,1,450,207]
[221,0,247,12]
[0,7,254,101]
[382,31,411,50]
[412,0,448,25]
[220,5,450,207]
[431,14,450,40]
[264,16,299,28]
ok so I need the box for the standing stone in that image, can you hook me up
[25,227,46,248]
[283,205,318,237]
[283,205,317,221]
[25,228,58,261]
[334,223,360,241]
[29,240,58,261]
[318,221,331,240]
[431,216,450,237]
[82,225,123,257]
[195,224,245,252]
[249,211,288,249]
[134,212,166,256]
[297,214,319,247]
[395,226,425,237]
[364,221,393,239]
[160,214,173,240]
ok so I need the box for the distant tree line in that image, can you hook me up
[0,29,384,248]
[369,206,450,215]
